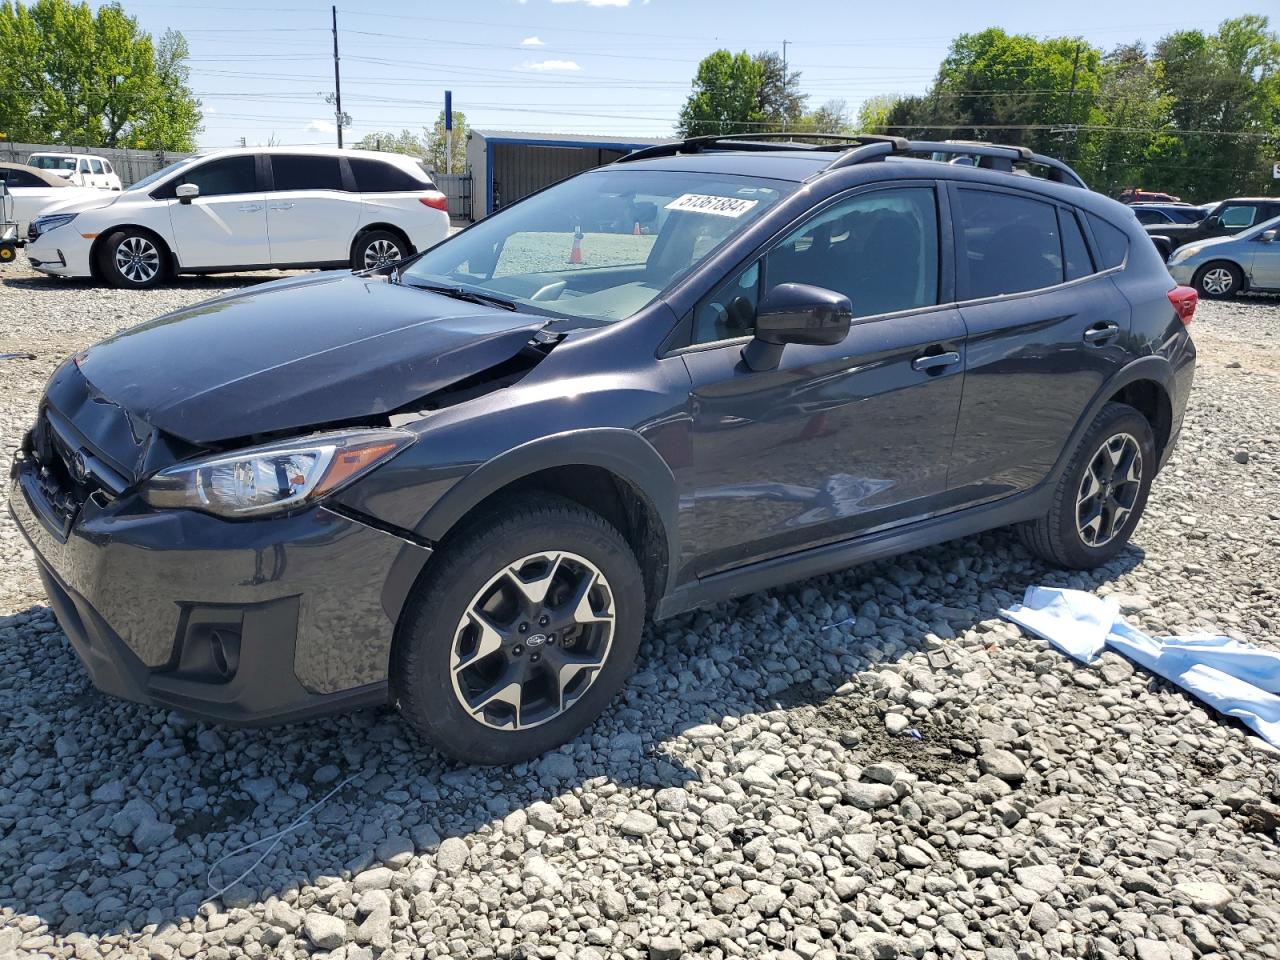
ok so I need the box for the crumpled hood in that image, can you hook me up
[71,271,547,446]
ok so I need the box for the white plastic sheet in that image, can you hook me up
[1002,586,1280,747]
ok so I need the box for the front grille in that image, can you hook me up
[27,409,113,528]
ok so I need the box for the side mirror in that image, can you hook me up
[1260,229,1277,243]
[175,183,200,204]
[742,282,852,372]
[1204,215,1222,230]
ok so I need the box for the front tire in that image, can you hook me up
[99,229,168,289]
[1193,260,1242,299]
[392,494,644,764]
[352,229,409,271]
[1019,402,1156,569]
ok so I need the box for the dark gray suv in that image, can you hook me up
[11,135,1198,763]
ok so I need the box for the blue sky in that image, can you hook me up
[90,0,1269,149]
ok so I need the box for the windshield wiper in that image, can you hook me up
[407,282,518,311]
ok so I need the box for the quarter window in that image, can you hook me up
[1060,208,1094,281]
[1087,214,1129,269]
[954,189,1062,298]
[272,154,344,192]
[693,187,940,343]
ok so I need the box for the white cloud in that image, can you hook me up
[551,0,631,6]
[307,119,337,134]
[522,59,582,72]
[521,35,546,46]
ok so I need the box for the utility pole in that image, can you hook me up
[1065,41,1081,159]
[781,39,789,135]
[331,4,343,148]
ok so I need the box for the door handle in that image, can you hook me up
[268,202,295,211]
[1083,322,1120,344]
[237,203,264,212]
[911,350,961,373]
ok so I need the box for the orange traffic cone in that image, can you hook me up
[569,227,584,264]
[633,221,642,236]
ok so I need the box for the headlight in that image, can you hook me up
[1169,245,1200,264]
[141,428,414,518]
[30,213,77,236]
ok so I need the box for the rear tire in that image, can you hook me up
[392,494,644,764]
[99,229,168,289]
[352,229,409,272]
[1019,402,1155,569]
[1192,260,1242,299]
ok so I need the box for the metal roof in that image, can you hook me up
[471,129,669,149]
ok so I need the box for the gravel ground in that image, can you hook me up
[0,260,1278,960]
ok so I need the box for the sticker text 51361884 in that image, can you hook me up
[665,193,760,218]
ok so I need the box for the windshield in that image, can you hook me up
[1239,213,1280,240]
[126,156,200,193]
[29,155,76,171]
[404,169,792,322]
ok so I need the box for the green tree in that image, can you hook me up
[677,50,764,136]
[355,128,426,157]
[1152,16,1280,198]
[0,0,200,150]
[798,98,852,135]
[753,51,806,129]
[854,95,900,134]
[423,109,468,175]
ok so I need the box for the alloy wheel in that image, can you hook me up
[115,235,160,284]
[1076,432,1143,548]
[363,238,402,269]
[1200,267,1234,296]
[450,551,615,731]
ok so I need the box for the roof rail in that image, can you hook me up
[820,138,1086,187]
[617,132,1087,189]
[616,132,909,164]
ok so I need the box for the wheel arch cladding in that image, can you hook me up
[386,430,677,626]
[1107,377,1173,462]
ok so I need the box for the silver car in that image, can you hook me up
[1167,214,1280,298]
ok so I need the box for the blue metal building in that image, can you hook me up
[466,130,667,220]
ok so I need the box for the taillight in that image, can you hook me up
[419,192,448,212]
[1167,285,1197,326]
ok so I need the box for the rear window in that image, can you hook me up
[1087,214,1129,269]
[954,188,1063,298]
[349,157,427,192]
[272,154,344,191]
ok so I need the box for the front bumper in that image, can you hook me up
[1167,261,1197,285]
[24,231,92,277]
[9,455,431,725]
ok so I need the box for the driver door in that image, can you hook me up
[676,184,967,577]
[161,154,271,269]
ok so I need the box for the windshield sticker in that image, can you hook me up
[665,193,759,218]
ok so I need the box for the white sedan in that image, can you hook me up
[0,163,101,235]
[25,147,452,288]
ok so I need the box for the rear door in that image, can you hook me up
[160,154,271,268]
[945,185,1132,503]
[678,183,968,576]
[264,153,360,265]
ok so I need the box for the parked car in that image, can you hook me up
[10,135,1197,762]
[1145,197,1280,258]
[24,147,451,288]
[0,162,100,235]
[27,152,122,190]
[1166,214,1280,298]
[1119,188,1182,204]
[1128,203,1205,226]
